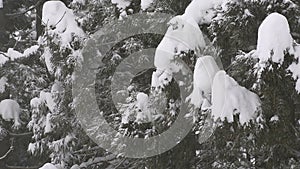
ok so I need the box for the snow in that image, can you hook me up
[7,48,23,60]
[28,143,36,154]
[23,45,39,57]
[0,99,22,129]
[40,91,56,113]
[30,97,41,108]
[187,56,220,108]
[39,163,58,169]
[141,0,153,10]
[183,0,226,24]
[42,47,54,73]
[44,113,52,134]
[0,45,39,66]
[111,0,131,9]
[42,1,85,47]
[119,10,128,20]
[0,53,8,65]
[288,45,300,93]
[51,81,64,94]
[135,92,152,123]
[257,13,293,64]
[296,80,300,93]
[270,115,279,122]
[211,71,261,125]
[71,0,85,5]
[0,76,7,93]
[153,15,206,89]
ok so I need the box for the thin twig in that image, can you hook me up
[0,138,14,160]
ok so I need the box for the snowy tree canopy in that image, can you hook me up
[211,71,261,125]
[187,55,220,108]
[42,1,85,47]
[256,12,294,64]
[0,0,300,168]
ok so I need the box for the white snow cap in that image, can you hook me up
[39,163,58,169]
[30,97,41,108]
[141,0,154,10]
[42,1,85,46]
[111,0,131,9]
[257,13,293,64]
[0,99,22,129]
[40,91,56,113]
[153,15,206,88]
[212,71,261,125]
[184,0,226,24]
[7,48,23,60]
[187,56,220,108]
[135,92,152,123]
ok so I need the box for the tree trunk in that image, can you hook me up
[35,0,46,39]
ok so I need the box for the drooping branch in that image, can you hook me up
[0,137,14,160]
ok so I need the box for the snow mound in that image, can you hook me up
[30,97,41,108]
[212,71,261,125]
[135,92,152,123]
[7,48,23,60]
[153,15,206,89]
[141,0,153,10]
[184,0,226,24]
[42,1,85,47]
[39,163,58,169]
[40,91,56,113]
[270,115,279,122]
[257,13,293,64]
[187,56,220,108]
[111,0,131,9]
[23,45,39,57]
[0,99,22,129]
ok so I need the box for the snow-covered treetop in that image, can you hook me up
[111,0,131,9]
[187,56,220,109]
[42,1,85,47]
[141,0,154,10]
[184,0,228,24]
[152,14,206,90]
[256,12,293,64]
[212,71,261,125]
